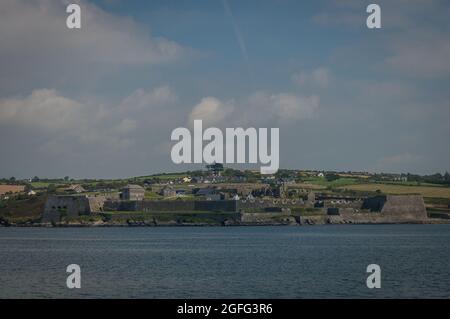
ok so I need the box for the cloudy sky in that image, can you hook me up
[1,0,449,178]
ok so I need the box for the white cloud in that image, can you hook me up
[0,0,188,92]
[188,91,319,127]
[0,89,86,132]
[269,93,319,122]
[0,0,184,64]
[189,97,234,127]
[0,86,178,149]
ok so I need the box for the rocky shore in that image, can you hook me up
[1,216,447,227]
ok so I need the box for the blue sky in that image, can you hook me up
[0,0,449,178]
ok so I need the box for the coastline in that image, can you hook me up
[2,219,449,227]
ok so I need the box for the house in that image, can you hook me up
[246,193,255,200]
[65,184,86,194]
[160,185,176,197]
[182,176,192,183]
[191,176,203,183]
[194,187,217,196]
[176,189,187,196]
[121,184,145,201]
[27,190,37,196]
[317,172,325,178]
[232,175,247,182]
[276,178,296,185]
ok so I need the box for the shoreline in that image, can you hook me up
[1,219,449,227]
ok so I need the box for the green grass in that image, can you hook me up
[31,182,63,189]
[144,191,163,199]
[375,180,444,187]
[137,173,187,181]
[340,183,450,198]
[302,177,359,188]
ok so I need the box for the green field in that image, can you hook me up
[301,177,359,188]
[340,183,450,198]
[137,173,186,181]
[30,182,63,188]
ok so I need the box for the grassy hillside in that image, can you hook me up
[340,183,450,198]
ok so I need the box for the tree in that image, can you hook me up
[275,169,291,179]
[444,172,450,182]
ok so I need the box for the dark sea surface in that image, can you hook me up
[0,225,449,298]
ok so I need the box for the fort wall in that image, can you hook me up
[42,195,91,223]
[42,194,429,225]
[380,195,427,221]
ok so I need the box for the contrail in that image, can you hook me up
[222,0,253,82]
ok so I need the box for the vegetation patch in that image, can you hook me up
[340,183,450,198]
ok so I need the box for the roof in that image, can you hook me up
[67,184,86,191]
[195,188,217,196]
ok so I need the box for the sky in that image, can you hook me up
[0,0,450,179]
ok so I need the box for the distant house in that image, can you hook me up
[65,184,86,194]
[393,175,408,182]
[121,184,145,201]
[317,172,325,178]
[160,185,176,197]
[233,175,247,182]
[190,176,199,183]
[182,176,192,183]
[27,190,37,196]
[246,193,255,200]
[194,187,217,196]
[176,189,187,196]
